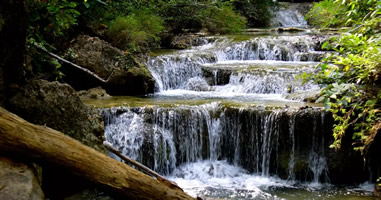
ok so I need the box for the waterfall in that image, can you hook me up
[91,2,379,198]
[146,36,323,92]
[308,112,329,183]
[287,114,296,181]
[271,2,309,27]
[103,105,329,182]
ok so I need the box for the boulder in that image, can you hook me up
[7,79,106,153]
[0,157,44,200]
[66,35,155,95]
[169,34,210,49]
[78,86,111,99]
[283,89,321,102]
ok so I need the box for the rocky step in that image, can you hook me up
[201,60,318,93]
[216,35,327,61]
[101,104,366,184]
[83,95,322,109]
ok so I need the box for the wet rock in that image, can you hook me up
[0,157,44,200]
[201,68,232,86]
[7,79,106,153]
[78,86,111,99]
[66,35,155,95]
[284,89,321,102]
[185,77,210,91]
[169,34,211,49]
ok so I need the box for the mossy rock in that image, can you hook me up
[65,35,155,95]
[7,79,106,153]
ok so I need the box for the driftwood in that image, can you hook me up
[0,107,196,200]
[34,44,111,84]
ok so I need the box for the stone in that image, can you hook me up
[283,89,321,102]
[169,34,211,49]
[66,35,155,95]
[0,157,44,200]
[7,79,106,153]
[78,86,111,99]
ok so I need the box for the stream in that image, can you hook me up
[84,3,377,199]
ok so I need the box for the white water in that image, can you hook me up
[167,160,374,199]
[169,160,287,199]
[146,35,323,92]
[271,4,308,27]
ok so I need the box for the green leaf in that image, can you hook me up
[322,41,329,49]
[324,98,331,110]
[321,63,328,71]
[316,96,326,103]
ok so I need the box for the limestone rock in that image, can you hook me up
[66,35,155,95]
[0,157,44,200]
[7,79,106,153]
[78,86,111,99]
[283,89,321,102]
[169,34,211,49]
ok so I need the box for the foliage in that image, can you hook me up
[199,3,247,34]
[305,0,381,154]
[154,0,246,33]
[27,0,80,44]
[229,0,276,27]
[306,0,347,27]
[26,0,83,80]
[306,0,380,28]
[107,10,164,52]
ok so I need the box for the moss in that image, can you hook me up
[83,96,323,110]
[149,49,177,57]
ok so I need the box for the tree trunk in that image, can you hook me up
[0,0,28,105]
[0,107,197,200]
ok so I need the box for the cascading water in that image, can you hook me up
[271,3,309,27]
[103,105,328,178]
[90,3,376,199]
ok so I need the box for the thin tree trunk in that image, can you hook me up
[0,107,197,200]
[34,45,110,84]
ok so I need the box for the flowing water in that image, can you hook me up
[84,3,377,199]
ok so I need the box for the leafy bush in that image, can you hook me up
[27,0,80,44]
[230,0,276,27]
[202,3,247,34]
[303,0,381,154]
[306,0,380,28]
[158,1,247,34]
[306,0,347,27]
[107,10,164,52]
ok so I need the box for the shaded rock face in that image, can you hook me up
[7,79,106,153]
[66,35,155,95]
[0,157,44,200]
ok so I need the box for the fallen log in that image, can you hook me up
[0,107,196,200]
